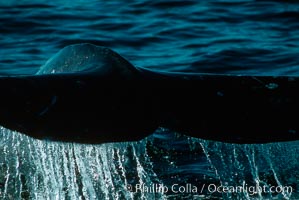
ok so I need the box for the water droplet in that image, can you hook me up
[217,91,224,97]
[265,83,278,90]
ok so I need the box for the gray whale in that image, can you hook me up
[0,43,298,144]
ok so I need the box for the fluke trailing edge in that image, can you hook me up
[0,43,298,144]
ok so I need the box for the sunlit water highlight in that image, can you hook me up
[0,127,298,199]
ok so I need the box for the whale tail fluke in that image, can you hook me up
[0,44,298,144]
[37,43,140,79]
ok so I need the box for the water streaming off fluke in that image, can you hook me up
[0,127,165,200]
[0,127,298,199]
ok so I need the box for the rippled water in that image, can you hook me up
[1,0,299,199]
[1,0,299,75]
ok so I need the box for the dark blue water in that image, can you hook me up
[1,0,299,199]
[1,0,299,75]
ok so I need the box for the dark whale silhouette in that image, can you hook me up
[0,43,299,144]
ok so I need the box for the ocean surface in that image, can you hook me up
[0,0,299,199]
